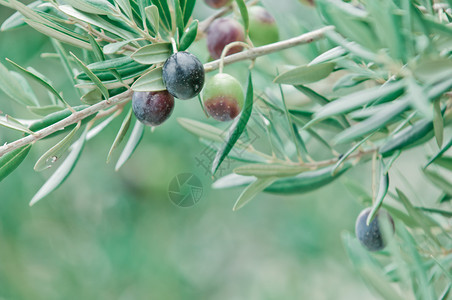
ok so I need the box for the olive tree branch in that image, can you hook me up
[0,26,333,157]
[0,90,133,157]
[204,26,335,72]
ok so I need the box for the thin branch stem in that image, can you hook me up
[0,90,133,157]
[204,26,335,72]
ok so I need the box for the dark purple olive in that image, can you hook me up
[207,18,245,60]
[132,90,174,126]
[205,0,232,9]
[162,51,205,100]
[355,207,395,252]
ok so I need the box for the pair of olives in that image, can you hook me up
[132,51,244,127]
[206,6,279,59]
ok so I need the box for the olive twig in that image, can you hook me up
[204,26,335,72]
[218,41,253,73]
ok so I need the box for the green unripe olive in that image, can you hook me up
[248,6,279,47]
[202,73,244,122]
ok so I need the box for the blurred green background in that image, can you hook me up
[0,1,401,299]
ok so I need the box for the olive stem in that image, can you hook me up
[218,41,253,73]
[0,90,133,157]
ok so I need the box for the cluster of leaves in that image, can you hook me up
[0,0,202,204]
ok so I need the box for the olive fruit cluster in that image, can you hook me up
[355,207,395,252]
[206,6,278,59]
[132,51,205,127]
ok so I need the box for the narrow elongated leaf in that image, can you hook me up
[51,39,80,96]
[264,163,351,194]
[81,89,103,105]
[233,177,277,211]
[107,108,133,162]
[0,62,36,106]
[314,81,405,120]
[0,145,32,182]
[145,5,159,33]
[179,20,198,51]
[212,72,253,174]
[115,0,133,19]
[115,120,145,171]
[294,84,330,105]
[433,157,452,171]
[433,99,443,147]
[425,137,452,168]
[274,62,335,85]
[212,173,254,189]
[131,43,171,64]
[177,118,225,142]
[174,0,184,37]
[27,105,64,116]
[334,99,409,144]
[366,163,389,225]
[103,40,137,54]
[131,67,166,91]
[6,59,71,108]
[396,188,440,245]
[423,169,452,195]
[332,133,374,175]
[309,46,347,65]
[61,0,115,15]
[150,0,171,31]
[0,115,33,134]
[87,56,134,71]
[24,18,92,50]
[182,0,195,26]
[70,52,109,100]
[30,128,87,206]
[233,164,308,177]
[234,0,249,33]
[380,118,434,157]
[59,5,134,40]
[1,1,49,31]
[34,122,81,172]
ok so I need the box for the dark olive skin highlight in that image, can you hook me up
[162,51,205,100]
[202,73,244,122]
[132,91,174,126]
[355,207,395,252]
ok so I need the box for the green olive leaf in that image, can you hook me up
[131,67,166,92]
[274,62,335,85]
[233,177,277,211]
[29,128,88,206]
[131,43,172,64]
[0,144,32,182]
[115,120,145,171]
[34,122,81,172]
